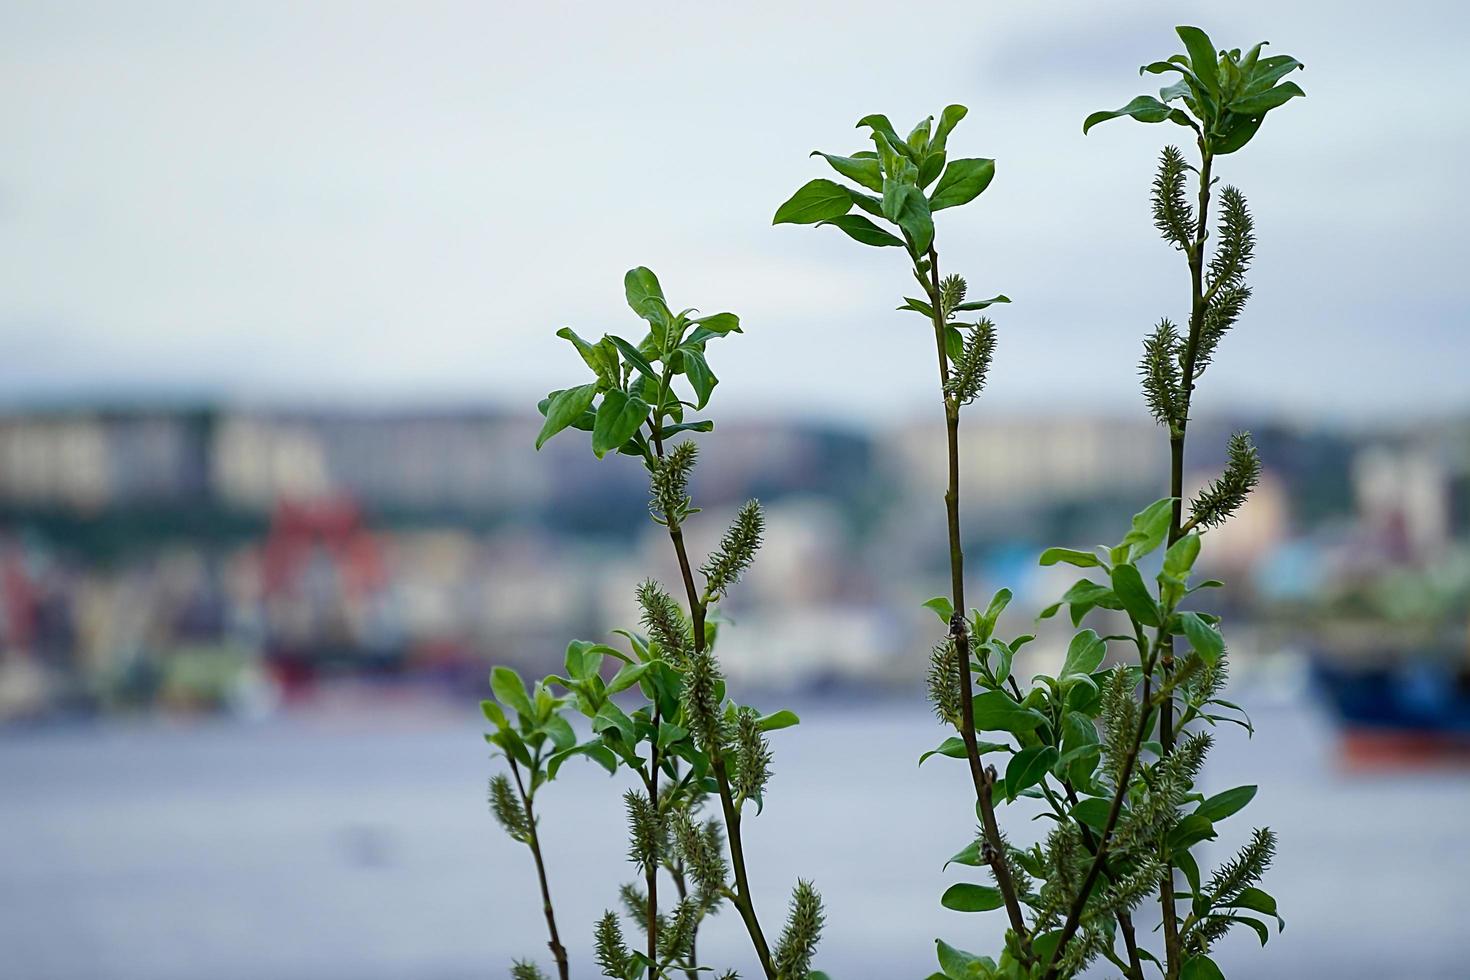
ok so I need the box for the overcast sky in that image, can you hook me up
[1,1,1464,425]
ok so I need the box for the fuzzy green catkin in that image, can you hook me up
[624,789,662,873]
[489,774,529,842]
[945,318,996,405]
[510,960,549,980]
[1207,826,1277,905]
[1140,318,1183,429]
[671,809,728,910]
[772,879,824,980]
[926,637,962,725]
[1190,431,1262,529]
[939,273,967,319]
[594,910,631,978]
[1152,145,1194,250]
[702,500,764,600]
[637,579,689,660]
[662,898,699,964]
[1195,282,1251,374]
[1208,185,1255,291]
[1100,666,1139,785]
[682,648,727,754]
[650,440,698,526]
[733,708,772,802]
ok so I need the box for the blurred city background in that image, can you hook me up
[3,1,1468,979]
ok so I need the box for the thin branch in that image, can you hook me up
[508,757,570,980]
[922,245,1031,945]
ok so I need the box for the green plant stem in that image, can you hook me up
[1044,628,1163,979]
[1057,782,1145,980]
[921,245,1030,945]
[1158,144,1214,980]
[649,422,776,980]
[643,708,661,980]
[508,757,570,980]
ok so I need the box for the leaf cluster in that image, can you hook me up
[1084,25,1305,156]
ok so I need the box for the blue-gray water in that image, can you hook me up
[2,695,1467,979]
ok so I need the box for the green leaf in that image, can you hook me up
[1070,796,1114,832]
[817,213,905,247]
[1176,26,1220,94]
[542,713,576,751]
[490,665,533,718]
[1179,611,1224,665]
[1121,497,1174,560]
[1061,629,1106,678]
[555,326,619,386]
[1163,532,1201,578]
[944,840,982,869]
[893,184,934,253]
[679,347,717,409]
[591,701,636,745]
[1004,746,1058,801]
[1230,886,1285,930]
[1110,563,1160,626]
[922,596,955,623]
[1228,80,1305,116]
[918,736,1012,767]
[1083,95,1175,133]
[940,882,1003,912]
[1180,953,1225,980]
[810,150,883,192]
[756,709,801,732]
[480,699,507,729]
[591,389,649,458]
[952,295,1010,312]
[856,114,913,159]
[535,383,598,450]
[547,740,619,778]
[975,588,1012,641]
[1197,784,1257,821]
[606,661,652,695]
[690,311,741,335]
[1039,547,1101,569]
[564,640,603,681]
[623,267,668,327]
[898,296,935,318]
[929,104,968,156]
[773,179,853,225]
[606,335,658,382]
[1168,813,1217,853]
[929,158,995,211]
[935,939,994,979]
[972,690,1047,734]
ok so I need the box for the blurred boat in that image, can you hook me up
[1313,656,1470,767]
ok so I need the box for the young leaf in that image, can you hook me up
[972,690,1047,733]
[623,267,668,327]
[810,151,883,192]
[1004,745,1059,801]
[1197,784,1257,821]
[535,384,598,450]
[1180,954,1225,980]
[1176,26,1221,95]
[773,179,854,225]
[818,213,905,247]
[591,389,649,458]
[922,596,955,623]
[929,158,995,211]
[1083,95,1175,133]
[1179,610,1225,665]
[940,883,1003,912]
[490,665,534,719]
[1060,629,1106,678]
[1110,563,1161,626]
[1039,547,1102,569]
